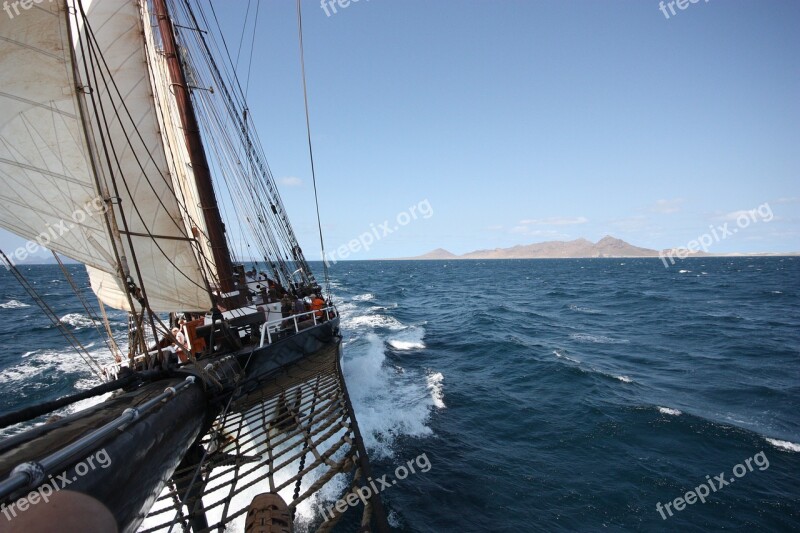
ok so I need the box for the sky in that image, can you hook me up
[2,0,799,261]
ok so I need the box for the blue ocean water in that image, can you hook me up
[1,258,799,531]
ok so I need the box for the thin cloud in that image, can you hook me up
[721,209,757,221]
[278,176,303,187]
[510,226,569,238]
[650,198,684,214]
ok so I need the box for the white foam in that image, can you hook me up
[658,407,682,416]
[569,333,629,344]
[426,372,445,409]
[335,301,357,319]
[387,326,426,351]
[388,340,426,350]
[350,314,405,331]
[0,299,30,309]
[59,313,95,329]
[766,438,800,452]
[568,304,602,314]
[0,345,119,439]
[352,293,375,302]
[553,349,579,363]
[616,375,633,383]
[341,334,436,459]
[0,346,115,387]
[679,269,691,274]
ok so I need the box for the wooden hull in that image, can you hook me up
[0,320,343,531]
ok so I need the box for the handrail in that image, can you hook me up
[0,377,196,499]
[259,306,337,347]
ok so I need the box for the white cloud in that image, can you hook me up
[650,198,684,214]
[278,176,303,187]
[518,216,588,226]
[509,226,568,238]
[721,209,757,221]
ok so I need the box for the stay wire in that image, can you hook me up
[296,0,331,298]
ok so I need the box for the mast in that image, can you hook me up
[153,0,242,308]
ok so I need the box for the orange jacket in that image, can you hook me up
[310,297,325,318]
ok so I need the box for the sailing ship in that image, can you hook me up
[0,1,389,531]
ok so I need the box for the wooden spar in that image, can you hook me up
[152,0,243,308]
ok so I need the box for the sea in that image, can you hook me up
[0,257,798,532]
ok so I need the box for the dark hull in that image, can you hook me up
[0,319,341,531]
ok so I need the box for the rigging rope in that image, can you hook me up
[52,252,122,362]
[296,0,332,298]
[0,250,105,380]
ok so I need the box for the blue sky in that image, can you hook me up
[2,0,799,261]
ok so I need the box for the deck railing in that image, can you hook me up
[99,306,338,378]
[258,305,338,347]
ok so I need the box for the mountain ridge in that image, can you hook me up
[397,236,798,260]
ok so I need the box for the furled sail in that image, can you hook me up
[0,1,215,312]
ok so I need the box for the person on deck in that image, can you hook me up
[280,294,293,330]
[172,326,189,363]
[294,295,307,317]
[310,293,325,321]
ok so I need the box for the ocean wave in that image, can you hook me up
[0,299,30,309]
[427,372,445,409]
[766,438,800,453]
[352,293,375,302]
[387,327,426,351]
[569,333,630,344]
[388,340,426,350]
[553,349,579,363]
[616,375,633,383]
[349,314,405,331]
[59,313,95,329]
[567,304,602,315]
[341,333,437,459]
[0,345,119,439]
[658,407,682,416]
[0,337,122,388]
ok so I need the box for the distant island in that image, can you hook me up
[398,236,798,260]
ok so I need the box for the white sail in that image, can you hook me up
[73,0,213,312]
[0,1,215,312]
[140,0,219,288]
[0,2,116,273]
